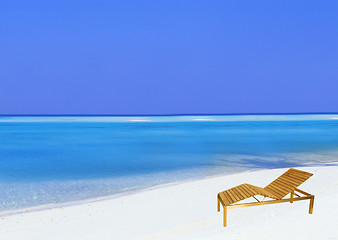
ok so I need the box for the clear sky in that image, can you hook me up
[1,0,337,115]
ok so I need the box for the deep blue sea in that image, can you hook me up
[1,114,338,212]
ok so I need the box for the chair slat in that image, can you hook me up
[274,180,293,192]
[264,186,284,199]
[220,192,231,206]
[226,190,237,203]
[223,191,234,204]
[286,173,308,182]
[234,186,247,199]
[276,177,297,187]
[241,184,257,196]
[268,182,290,195]
[237,184,251,198]
[281,175,303,185]
[274,178,293,188]
[264,168,313,199]
[290,168,313,177]
[247,184,279,199]
[229,189,241,202]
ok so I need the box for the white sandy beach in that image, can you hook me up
[1,164,337,240]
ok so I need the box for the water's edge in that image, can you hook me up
[1,161,337,217]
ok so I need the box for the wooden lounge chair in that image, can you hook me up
[217,168,314,227]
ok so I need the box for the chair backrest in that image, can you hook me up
[264,168,313,200]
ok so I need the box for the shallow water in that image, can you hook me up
[1,115,338,211]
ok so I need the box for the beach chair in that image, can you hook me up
[217,168,314,227]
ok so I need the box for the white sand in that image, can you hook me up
[1,164,338,240]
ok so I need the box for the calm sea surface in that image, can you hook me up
[1,115,338,211]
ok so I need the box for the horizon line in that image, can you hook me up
[1,112,338,117]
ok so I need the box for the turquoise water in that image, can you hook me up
[1,115,338,211]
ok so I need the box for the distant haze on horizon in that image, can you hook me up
[1,0,338,115]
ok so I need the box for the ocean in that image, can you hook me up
[1,114,338,212]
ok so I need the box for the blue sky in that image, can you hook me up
[1,0,337,115]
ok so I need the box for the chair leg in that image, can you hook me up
[217,197,220,212]
[223,206,227,227]
[290,191,294,203]
[309,196,314,214]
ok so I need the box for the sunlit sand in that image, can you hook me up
[0,163,337,240]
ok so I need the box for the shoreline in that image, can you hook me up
[1,161,336,218]
[0,162,338,240]
[0,167,256,217]
[1,162,338,239]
